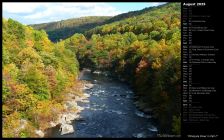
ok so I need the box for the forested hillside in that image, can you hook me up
[31,3,169,42]
[102,5,160,24]
[63,3,181,134]
[31,16,111,42]
[2,2,181,137]
[2,18,80,137]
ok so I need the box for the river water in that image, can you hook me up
[46,69,158,138]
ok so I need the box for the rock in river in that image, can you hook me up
[35,130,45,137]
[132,132,147,138]
[93,70,101,74]
[135,110,152,119]
[59,124,74,135]
[148,125,158,132]
[84,83,94,89]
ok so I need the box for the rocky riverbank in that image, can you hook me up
[47,69,158,138]
[35,81,94,137]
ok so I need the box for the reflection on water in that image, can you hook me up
[46,69,158,138]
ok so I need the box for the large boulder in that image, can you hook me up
[59,124,74,135]
[35,130,45,137]
[83,93,90,98]
[65,113,79,124]
[84,83,94,89]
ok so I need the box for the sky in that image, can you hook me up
[3,2,166,25]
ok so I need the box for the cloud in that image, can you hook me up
[149,2,167,7]
[3,2,166,24]
[3,3,45,14]
[3,2,122,24]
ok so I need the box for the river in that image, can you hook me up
[46,69,158,138]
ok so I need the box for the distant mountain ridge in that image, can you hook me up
[103,3,167,24]
[30,3,168,42]
[30,16,111,42]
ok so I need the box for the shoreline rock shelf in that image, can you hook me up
[43,82,91,137]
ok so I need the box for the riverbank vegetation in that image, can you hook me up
[3,2,181,137]
[2,18,81,137]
